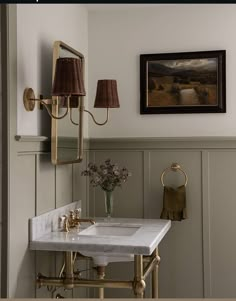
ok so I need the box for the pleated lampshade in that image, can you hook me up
[94,80,120,108]
[52,57,86,96]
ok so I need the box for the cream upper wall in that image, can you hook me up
[17,4,88,137]
[88,4,236,138]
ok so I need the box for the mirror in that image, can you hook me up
[51,41,85,165]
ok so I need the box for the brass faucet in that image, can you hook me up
[60,209,95,233]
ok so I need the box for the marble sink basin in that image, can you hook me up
[79,223,140,237]
[78,223,141,266]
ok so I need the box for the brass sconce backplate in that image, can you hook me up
[23,88,35,111]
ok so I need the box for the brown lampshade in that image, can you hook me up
[52,57,86,96]
[94,80,120,108]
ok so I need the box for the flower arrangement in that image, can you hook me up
[81,159,131,192]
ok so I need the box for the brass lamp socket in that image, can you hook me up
[23,88,36,111]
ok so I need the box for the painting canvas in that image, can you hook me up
[140,51,226,114]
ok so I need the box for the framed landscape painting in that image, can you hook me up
[140,50,226,114]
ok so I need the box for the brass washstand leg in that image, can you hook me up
[133,255,146,298]
[152,248,160,298]
[64,252,74,289]
[97,266,105,299]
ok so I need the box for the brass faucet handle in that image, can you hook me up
[74,209,81,219]
[59,214,69,232]
[69,210,75,220]
[68,210,76,228]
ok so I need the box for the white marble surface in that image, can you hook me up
[29,213,171,256]
[29,201,81,241]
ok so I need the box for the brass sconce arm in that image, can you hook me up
[69,107,80,126]
[40,97,70,120]
[69,107,109,126]
[84,108,109,126]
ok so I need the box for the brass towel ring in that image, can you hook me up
[160,163,188,187]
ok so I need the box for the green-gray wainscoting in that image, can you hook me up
[89,137,236,299]
[11,136,236,298]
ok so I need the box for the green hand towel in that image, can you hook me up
[160,185,187,221]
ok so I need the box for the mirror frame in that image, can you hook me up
[51,41,85,165]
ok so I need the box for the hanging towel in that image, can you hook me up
[160,185,187,221]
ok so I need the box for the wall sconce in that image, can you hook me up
[23,57,120,163]
[23,57,119,123]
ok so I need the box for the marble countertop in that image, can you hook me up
[30,216,171,256]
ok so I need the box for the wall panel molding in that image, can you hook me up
[202,150,211,298]
[15,136,236,153]
[89,137,236,150]
[143,151,150,219]
[207,150,236,297]
[10,136,236,298]
[88,137,236,298]
[15,136,90,154]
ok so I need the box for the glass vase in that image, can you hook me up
[104,190,114,219]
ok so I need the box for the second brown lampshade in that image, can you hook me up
[94,80,120,108]
[52,57,86,97]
